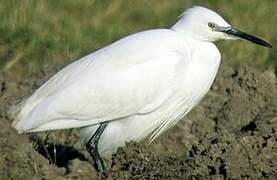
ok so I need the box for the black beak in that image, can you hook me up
[220,27,272,48]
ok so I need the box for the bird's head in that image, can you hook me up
[172,6,272,48]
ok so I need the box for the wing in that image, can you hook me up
[12,29,190,132]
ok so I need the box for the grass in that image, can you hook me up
[0,0,276,77]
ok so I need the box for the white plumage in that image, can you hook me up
[11,6,271,158]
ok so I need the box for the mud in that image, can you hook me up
[0,61,276,179]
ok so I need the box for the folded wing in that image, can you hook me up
[12,29,190,132]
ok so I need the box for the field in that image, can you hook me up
[0,0,276,179]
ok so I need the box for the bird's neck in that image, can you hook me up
[172,27,213,48]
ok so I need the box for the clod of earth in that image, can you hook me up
[0,62,276,179]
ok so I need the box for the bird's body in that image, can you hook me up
[11,6,271,168]
[13,28,220,157]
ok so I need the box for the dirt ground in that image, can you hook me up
[0,61,276,180]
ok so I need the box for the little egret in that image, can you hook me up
[11,6,271,172]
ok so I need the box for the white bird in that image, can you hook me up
[11,6,271,172]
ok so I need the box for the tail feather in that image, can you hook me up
[9,99,27,132]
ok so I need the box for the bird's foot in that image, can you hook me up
[86,144,107,174]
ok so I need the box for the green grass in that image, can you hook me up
[0,0,276,77]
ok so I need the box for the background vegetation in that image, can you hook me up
[0,0,276,77]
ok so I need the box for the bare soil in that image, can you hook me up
[0,61,276,179]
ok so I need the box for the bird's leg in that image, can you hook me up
[86,123,108,173]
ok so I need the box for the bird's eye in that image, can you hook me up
[208,22,216,29]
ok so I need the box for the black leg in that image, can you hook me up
[86,123,108,173]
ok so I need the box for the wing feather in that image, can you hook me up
[12,29,189,132]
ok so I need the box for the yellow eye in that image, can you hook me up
[208,22,216,29]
